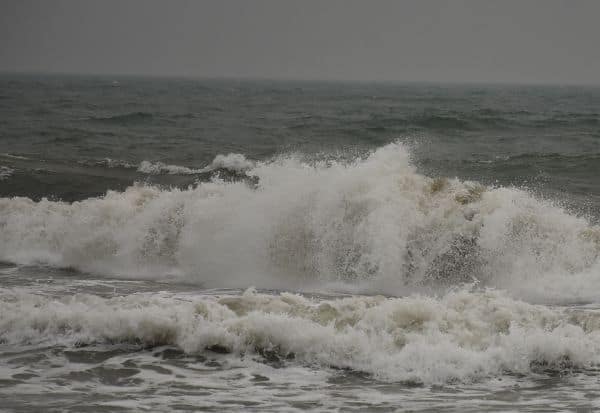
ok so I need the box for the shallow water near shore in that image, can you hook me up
[3,267,600,412]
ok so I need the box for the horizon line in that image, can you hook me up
[1,69,600,88]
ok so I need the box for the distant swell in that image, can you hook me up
[89,111,153,124]
[358,111,600,131]
[0,143,598,302]
[507,152,600,162]
[412,114,471,130]
[0,166,14,180]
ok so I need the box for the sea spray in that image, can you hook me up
[0,143,598,302]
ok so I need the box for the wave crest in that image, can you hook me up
[86,153,255,176]
[0,143,598,301]
[137,160,203,175]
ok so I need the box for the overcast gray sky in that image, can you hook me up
[1,0,600,84]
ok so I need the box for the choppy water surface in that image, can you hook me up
[1,74,600,411]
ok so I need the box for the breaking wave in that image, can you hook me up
[2,287,600,384]
[0,143,598,302]
[205,153,255,173]
[82,158,137,169]
[136,160,204,175]
[86,153,255,175]
[136,154,254,175]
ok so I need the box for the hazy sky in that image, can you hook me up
[2,0,600,84]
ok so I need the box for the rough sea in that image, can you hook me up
[1,74,600,412]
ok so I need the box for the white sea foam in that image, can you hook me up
[0,143,598,301]
[137,160,204,175]
[83,154,253,175]
[1,287,600,384]
[97,158,137,169]
[136,153,254,175]
[95,153,255,176]
[204,153,255,173]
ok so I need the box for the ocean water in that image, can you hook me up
[1,73,600,412]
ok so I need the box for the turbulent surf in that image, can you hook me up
[1,143,598,301]
[1,75,600,411]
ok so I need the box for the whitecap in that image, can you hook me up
[0,142,598,302]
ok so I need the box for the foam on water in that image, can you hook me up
[96,153,255,175]
[205,153,255,173]
[4,77,600,409]
[137,160,204,175]
[2,287,600,384]
[0,143,598,302]
[92,158,137,169]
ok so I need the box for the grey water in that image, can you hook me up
[1,74,599,207]
[1,73,600,412]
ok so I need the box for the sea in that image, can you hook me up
[1,73,600,412]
